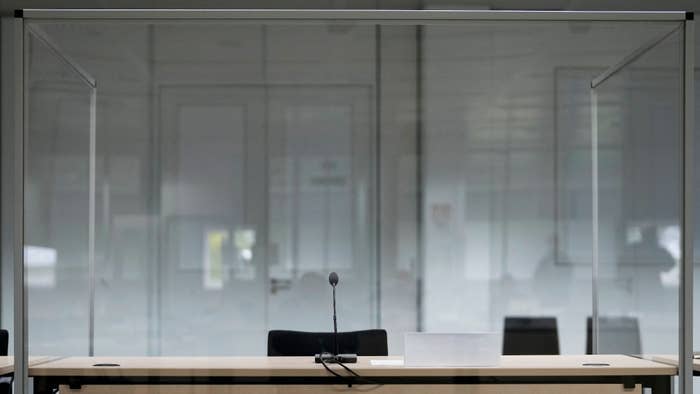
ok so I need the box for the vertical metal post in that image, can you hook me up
[374,24,382,329]
[13,14,27,394]
[680,14,695,394]
[415,24,424,332]
[145,24,160,357]
[590,87,599,355]
[88,86,97,356]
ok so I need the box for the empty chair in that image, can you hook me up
[267,329,388,357]
[0,329,9,394]
[502,317,559,355]
[0,330,6,357]
[586,316,641,355]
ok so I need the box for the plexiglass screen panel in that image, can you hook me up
[21,17,685,366]
[592,26,683,356]
[25,29,94,355]
[24,22,379,357]
[420,21,679,355]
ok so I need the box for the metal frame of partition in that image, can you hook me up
[12,14,97,394]
[9,8,696,394]
[12,14,25,394]
[683,18,695,393]
[12,9,694,20]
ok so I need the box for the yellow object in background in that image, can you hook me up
[204,229,229,290]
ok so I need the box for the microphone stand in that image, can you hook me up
[333,285,338,356]
[315,272,357,364]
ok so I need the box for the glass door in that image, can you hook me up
[266,85,376,333]
[157,83,377,354]
[159,86,268,355]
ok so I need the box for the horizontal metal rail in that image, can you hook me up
[18,9,690,22]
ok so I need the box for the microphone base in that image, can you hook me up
[314,353,358,364]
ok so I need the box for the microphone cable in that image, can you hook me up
[319,356,353,387]
[337,361,383,387]
[318,356,384,389]
[336,361,361,378]
[319,358,384,390]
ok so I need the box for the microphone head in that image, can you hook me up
[328,272,339,287]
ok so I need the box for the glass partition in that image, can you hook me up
[592,26,684,356]
[13,10,694,394]
[420,20,682,356]
[24,25,96,357]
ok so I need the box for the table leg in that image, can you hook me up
[640,376,672,394]
[33,377,57,394]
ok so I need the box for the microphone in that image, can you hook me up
[329,272,339,355]
[314,272,357,364]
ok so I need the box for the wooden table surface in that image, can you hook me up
[28,355,676,377]
[0,357,12,376]
[0,356,58,376]
[650,355,700,371]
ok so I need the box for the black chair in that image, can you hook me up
[0,329,9,394]
[0,330,6,357]
[267,329,388,357]
[502,317,559,355]
[586,316,641,355]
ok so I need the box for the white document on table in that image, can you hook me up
[370,359,404,366]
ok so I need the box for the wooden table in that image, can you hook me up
[650,354,700,376]
[0,356,57,376]
[0,356,57,383]
[29,355,676,394]
[0,357,13,377]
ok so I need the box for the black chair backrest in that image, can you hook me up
[0,330,7,356]
[502,317,559,355]
[586,316,641,355]
[0,330,8,394]
[267,329,388,357]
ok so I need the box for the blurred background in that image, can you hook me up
[0,0,698,368]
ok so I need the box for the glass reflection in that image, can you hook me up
[17,18,686,362]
